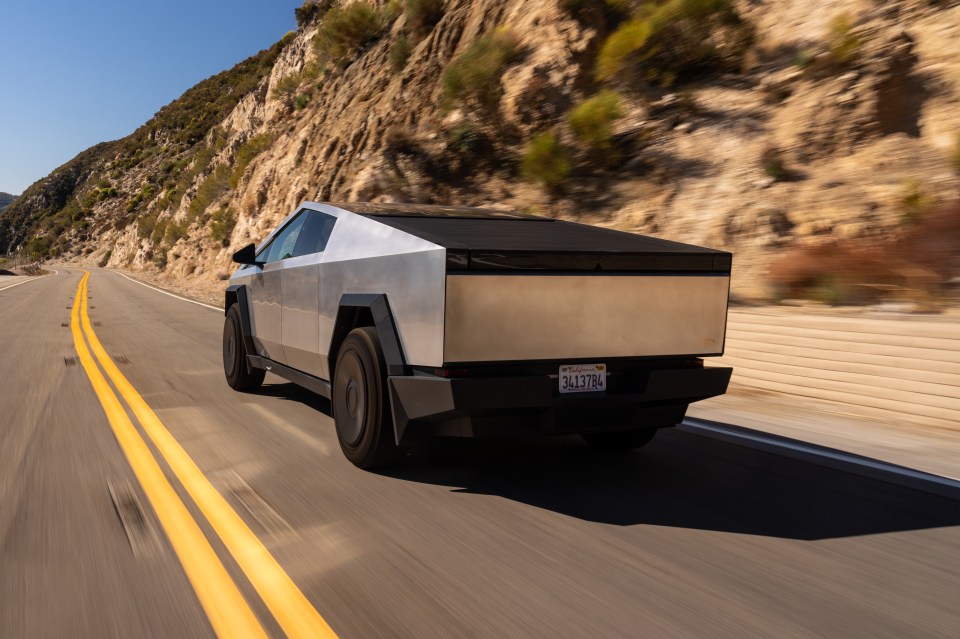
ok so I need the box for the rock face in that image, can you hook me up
[1,0,959,301]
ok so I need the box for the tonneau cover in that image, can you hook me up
[333,202,731,273]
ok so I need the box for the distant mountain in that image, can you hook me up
[0,192,16,212]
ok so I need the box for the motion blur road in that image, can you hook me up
[2,268,959,638]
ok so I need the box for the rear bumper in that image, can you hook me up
[388,366,732,440]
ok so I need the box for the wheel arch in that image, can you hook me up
[329,294,406,378]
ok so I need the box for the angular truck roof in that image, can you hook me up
[320,202,732,273]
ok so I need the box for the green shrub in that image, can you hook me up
[761,147,787,180]
[125,183,158,212]
[390,35,412,73]
[828,13,860,67]
[295,0,334,27]
[188,165,230,222]
[138,210,158,240]
[304,61,327,83]
[24,236,52,261]
[272,74,302,101]
[794,48,816,69]
[406,0,445,36]
[163,133,225,211]
[315,1,392,62]
[163,220,187,246]
[230,133,274,189]
[442,29,519,114]
[98,249,112,268]
[568,90,623,160]
[294,93,312,110]
[447,120,487,154]
[150,217,168,245]
[23,235,51,262]
[86,183,118,206]
[899,179,933,223]
[560,0,630,22]
[209,207,238,246]
[595,0,751,86]
[522,132,571,189]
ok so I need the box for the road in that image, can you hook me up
[1,268,959,638]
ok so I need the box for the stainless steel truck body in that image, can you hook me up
[223,202,733,468]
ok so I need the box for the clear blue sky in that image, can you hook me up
[0,1,300,195]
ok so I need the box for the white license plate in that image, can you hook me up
[559,363,607,394]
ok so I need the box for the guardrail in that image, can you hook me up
[0,254,40,273]
[714,308,960,429]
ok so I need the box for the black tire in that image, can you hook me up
[223,304,265,392]
[581,428,658,452]
[332,327,400,469]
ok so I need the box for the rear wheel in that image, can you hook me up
[223,304,265,392]
[333,327,400,469]
[581,428,658,452]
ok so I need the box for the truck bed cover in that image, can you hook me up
[331,202,732,273]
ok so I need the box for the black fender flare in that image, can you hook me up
[330,294,409,445]
[225,284,258,373]
[329,294,406,377]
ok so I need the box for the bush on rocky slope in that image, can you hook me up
[209,207,238,246]
[828,13,862,68]
[522,132,571,189]
[315,1,396,62]
[568,90,623,165]
[390,34,412,72]
[406,0,445,37]
[295,0,334,28]
[595,0,752,86]
[443,29,520,115]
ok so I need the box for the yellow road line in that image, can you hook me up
[70,273,269,639]
[79,272,339,639]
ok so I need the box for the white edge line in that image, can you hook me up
[114,271,221,312]
[0,269,58,291]
[681,418,960,495]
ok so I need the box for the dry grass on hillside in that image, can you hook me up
[768,201,960,306]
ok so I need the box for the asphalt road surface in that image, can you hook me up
[1,268,958,638]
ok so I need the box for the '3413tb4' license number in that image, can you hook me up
[559,364,607,394]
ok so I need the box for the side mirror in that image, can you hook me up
[232,243,262,266]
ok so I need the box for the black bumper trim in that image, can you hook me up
[388,366,732,441]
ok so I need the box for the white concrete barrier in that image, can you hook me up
[713,309,960,429]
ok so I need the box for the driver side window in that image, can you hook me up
[259,213,307,263]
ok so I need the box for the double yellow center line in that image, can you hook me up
[71,271,338,639]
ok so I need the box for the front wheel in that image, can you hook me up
[332,327,400,469]
[223,304,265,392]
[581,428,658,452]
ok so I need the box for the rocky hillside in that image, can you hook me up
[2,0,959,302]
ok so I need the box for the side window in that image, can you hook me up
[262,213,307,263]
[291,211,337,258]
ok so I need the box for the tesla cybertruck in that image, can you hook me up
[223,202,733,468]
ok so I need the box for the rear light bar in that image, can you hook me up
[433,367,469,378]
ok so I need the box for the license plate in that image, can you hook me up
[559,363,606,394]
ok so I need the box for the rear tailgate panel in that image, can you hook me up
[443,273,730,364]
